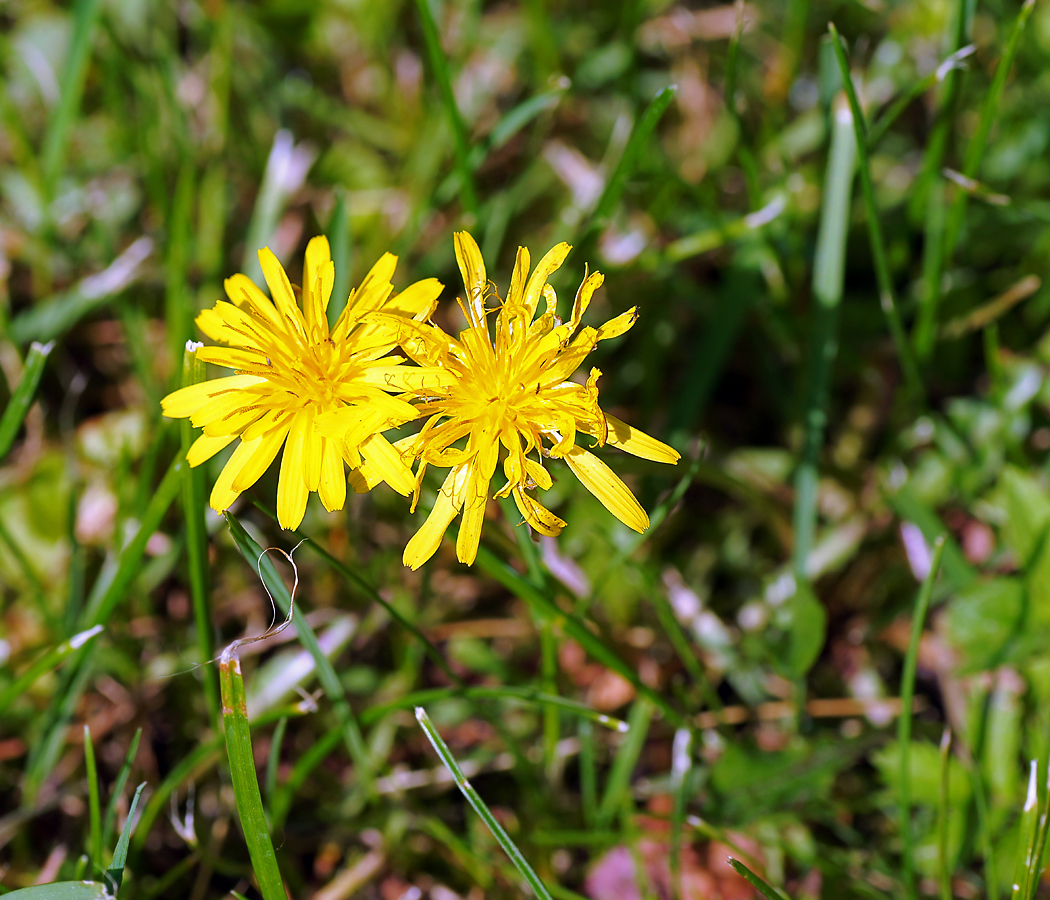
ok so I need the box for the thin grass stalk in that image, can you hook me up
[219,648,287,900]
[326,190,352,329]
[83,726,102,872]
[103,782,145,894]
[224,512,373,787]
[828,24,924,403]
[413,0,479,218]
[40,0,101,192]
[938,728,952,900]
[727,858,790,900]
[0,624,101,716]
[943,0,1035,261]
[579,719,598,827]
[264,716,288,805]
[898,534,947,900]
[269,725,341,831]
[596,699,652,830]
[792,92,857,577]
[101,727,141,852]
[972,756,998,900]
[165,160,195,362]
[1013,762,1040,900]
[669,727,693,898]
[1025,760,1050,900]
[180,345,219,728]
[912,0,973,359]
[415,706,555,900]
[0,340,53,460]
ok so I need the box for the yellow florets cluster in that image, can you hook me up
[161,232,678,569]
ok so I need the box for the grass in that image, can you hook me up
[3,1,1050,898]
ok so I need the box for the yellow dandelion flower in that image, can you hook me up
[356,231,680,569]
[160,236,444,530]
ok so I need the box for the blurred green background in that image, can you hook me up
[4,0,1050,897]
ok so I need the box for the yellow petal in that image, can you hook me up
[563,446,649,533]
[277,412,309,530]
[506,246,530,307]
[209,437,264,512]
[385,277,444,320]
[512,486,566,537]
[596,307,638,341]
[195,347,268,371]
[456,436,498,566]
[454,232,487,323]
[304,236,333,340]
[605,415,680,464]
[161,375,266,419]
[201,403,266,437]
[317,439,346,511]
[231,427,288,492]
[570,271,604,331]
[303,411,323,492]
[259,247,307,339]
[187,433,237,467]
[522,242,570,318]
[360,432,415,496]
[224,273,284,331]
[403,464,470,570]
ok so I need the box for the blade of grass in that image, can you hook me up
[828,23,924,403]
[165,160,196,365]
[250,498,462,686]
[180,345,219,728]
[103,781,145,895]
[40,0,102,193]
[1025,759,1050,900]
[472,541,684,726]
[0,340,52,460]
[264,716,288,805]
[1,885,109,900]
[219,649,286,900]
[224,512,372,787]
[575,85,677,248]
[938,728,952,900]
[413,0,479,218]
[101,727,142,853]
[415,706,555,900]
[0,624,101,716]
[326,190,352,329]
[596,699,651,830]
[792,91,857,576]
[579,719,598,826]
[83,726,102,874]
[1012,762,1040,900]
[727,858,791,900]
[943,0,1035,262]
[268,721,341,832]
[898,534,947,900]
[912,0,973,359]
[669,727,693,896]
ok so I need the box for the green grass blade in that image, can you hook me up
[220,650,286,900]
[727,858,791,900]
[828,24,924,403]
[792,91,857,576]
[7,238,153,345]
[579,85,676,244]
[0,624,101,715]
[83,725,102,874]
[264,716,288,805]
[472,542,684,726]
[943,0,1035,261]
[101,727,142,853]
[268,723,341,832]
[669,727,693,895]
[103,781,145,894]
[1025,759,1050,900]
[413,0,479,218]
[180,345,219,728]
[596,699,651,830]
[912,0,972,359]
[486,78,569,153]
[415,706,555,900]
[80,448,185,629]
[224,512,372,785]
[326,190,352,329]
[579,719,597,826]
[1,885,108,900]
[0,340,52,460]
[164,160,196,364]
[1012,762,1040,900]
[40,0,102,192]
[898,534,947,900]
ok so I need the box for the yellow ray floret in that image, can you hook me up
[160,236,443,530]
[368,231,679,569]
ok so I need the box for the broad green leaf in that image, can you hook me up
[945,577,1024,672]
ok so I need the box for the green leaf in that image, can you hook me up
[104,781,145,894]
[945,577,1025,672]
[769,581,826,679]
[1,884,108,900]
[0,341,53,461]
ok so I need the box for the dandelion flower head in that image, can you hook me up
[161,236,443,530]
[362,231,680,569]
